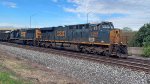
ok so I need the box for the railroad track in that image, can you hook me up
[0,42,150,73]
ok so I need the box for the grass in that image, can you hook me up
[0,70,32,84]
[0,59,33,84]
[0,71,30,84]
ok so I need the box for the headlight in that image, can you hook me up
[101,40,104,43]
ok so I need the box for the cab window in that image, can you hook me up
[102,24,110,29]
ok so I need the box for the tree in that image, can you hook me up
[122,27,133,32]
[128,23,150,57]
[130,23,150,47]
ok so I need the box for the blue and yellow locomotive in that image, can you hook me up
[0,22,128,58]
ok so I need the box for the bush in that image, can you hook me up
[143,37,150,57]
[143,46,150,57]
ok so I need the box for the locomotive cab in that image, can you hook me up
[97,22,114,43]
[95,22,128,58]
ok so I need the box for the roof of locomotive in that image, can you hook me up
[65,21,113,26]
[10,21,113,32]
[40,22,113,30]
[40,27,56,31]
[0,30,11,33]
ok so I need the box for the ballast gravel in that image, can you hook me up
[0,44,150,84]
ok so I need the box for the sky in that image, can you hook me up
[0,0,150,30]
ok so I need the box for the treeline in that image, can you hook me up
[126,23,150,57]
[121,27,137,46]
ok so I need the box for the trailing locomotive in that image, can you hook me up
[0,30,11,41]
[0,22,128,58]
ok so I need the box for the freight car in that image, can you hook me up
[1,21,128,58]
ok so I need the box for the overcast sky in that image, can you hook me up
[0,0,149,30]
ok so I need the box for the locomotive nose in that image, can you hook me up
[110,29,121,44]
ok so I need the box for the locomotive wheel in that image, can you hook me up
[49,44,53,48]
[104,50,110,57]
[116,52,121,58]
[116,53,127,58]
[93,51,98,55]
[117,45,128,58]
[82,48,89,54]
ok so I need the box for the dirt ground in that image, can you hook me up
[0,49,83,84]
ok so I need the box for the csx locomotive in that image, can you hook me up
[0,22,128,58]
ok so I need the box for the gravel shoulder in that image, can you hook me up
[0,45,83,84]
[0,44,150,84]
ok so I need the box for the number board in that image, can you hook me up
[91,32,98,37]
[56,31,65,37]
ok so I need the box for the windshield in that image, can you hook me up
[101,23,114,29]
[102,24,110,29]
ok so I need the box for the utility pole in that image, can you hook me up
[30,16,31,28]
[87,12,90,24]
[87,13,88,23]
[30,13,37,28]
